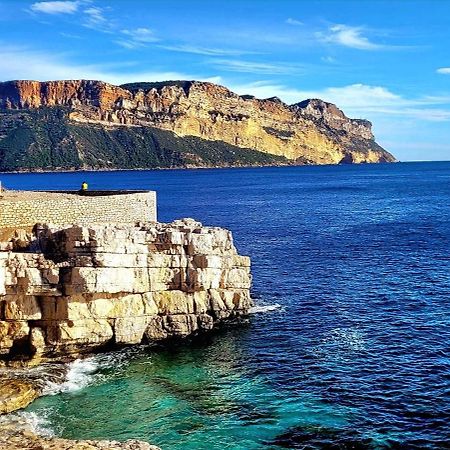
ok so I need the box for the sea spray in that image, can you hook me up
[43,358,100,395]
[249,303,282,314]
[43,347,148,396]
[0,409,58,437]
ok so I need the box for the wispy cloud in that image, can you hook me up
[321,55,337,64]
[286,18,303,26]
[159,44,258,57]
[30,2,114,32]
[0,45,212,85]
[211,59,304,75]
[116,27,159,49]
[30,1,80,15]
[317,24,383,50]
[60,32,83,39]
[437,67,450,74]
[229,81,450,121]
[82,5,114,32]
[84,6,105,24]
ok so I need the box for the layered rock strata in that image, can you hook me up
[0,79,396,167]
[0,219,252,359]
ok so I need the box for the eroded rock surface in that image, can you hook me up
[0,426,158,450]
[0,219,252,359]
[0,79,396,167]
[0,378,39,414]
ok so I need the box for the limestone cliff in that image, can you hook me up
[0,79,395,171]
[0,219,252,360]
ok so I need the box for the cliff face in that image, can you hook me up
[0,219,252,360]
[0,79,395,170]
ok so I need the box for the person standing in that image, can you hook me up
[80,181,88,194]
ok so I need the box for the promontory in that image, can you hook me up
[0,79,396,171]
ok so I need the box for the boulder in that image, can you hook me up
[0,378,39,414]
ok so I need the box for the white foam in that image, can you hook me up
[0,410,56,437]
[322,328,366,351]
[43,357,99,395]
[43,347,142,395]
[249,303,282,314]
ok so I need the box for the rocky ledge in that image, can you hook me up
[0,218,252,360]
[0,425,158,450]
[0,217,251,447]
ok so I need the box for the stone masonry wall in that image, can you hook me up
[0,191,157,230]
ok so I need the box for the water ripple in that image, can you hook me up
[8,162,450,449]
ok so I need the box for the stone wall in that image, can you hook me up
[0,190,157,231]
[0,219,252,359]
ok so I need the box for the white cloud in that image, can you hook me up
[211,59,304,75]
[60,32,83,39]
[30,1,79,14]
[84,6,105,23]
[115,40,141,50]
[117,28,159,48]
[437,67,450,74]
[29,2,114,32]
[321,55,337,64]
[228,81,450,121]
[82,6,114,32]
[0,45,211,85]
[317,24,383,50]
[159,44,257,57]
[122,28,158,43]
[286,18,303,26]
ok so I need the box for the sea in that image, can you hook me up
[1,161,449,449]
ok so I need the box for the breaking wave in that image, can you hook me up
[43,347,145,396]
[43,357,100,395]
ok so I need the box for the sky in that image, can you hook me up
[0,0,450,162]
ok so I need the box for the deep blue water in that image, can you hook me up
[3,162,450,449]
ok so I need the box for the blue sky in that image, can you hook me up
[1,0,449,161]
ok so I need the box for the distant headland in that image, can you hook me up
[0,79,396,172]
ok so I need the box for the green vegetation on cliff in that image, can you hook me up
[0,108,288,172]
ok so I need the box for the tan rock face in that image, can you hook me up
[0,426,159,450]
[0,379,39,414]
[0,80,395,165]
[0,219,252,359]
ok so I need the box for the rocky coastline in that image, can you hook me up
[0,212,252,448]
[0,79,396,172]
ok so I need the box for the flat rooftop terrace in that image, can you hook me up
[0,190,150,200]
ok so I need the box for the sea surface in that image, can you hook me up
[2,162,450,449]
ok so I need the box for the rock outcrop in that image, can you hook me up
[0,79,395,171]
[0,379,39,414]
[0,219,252,360]
[0,425,159,450]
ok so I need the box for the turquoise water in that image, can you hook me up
[2,162,450,449]
[27,342,354,449]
